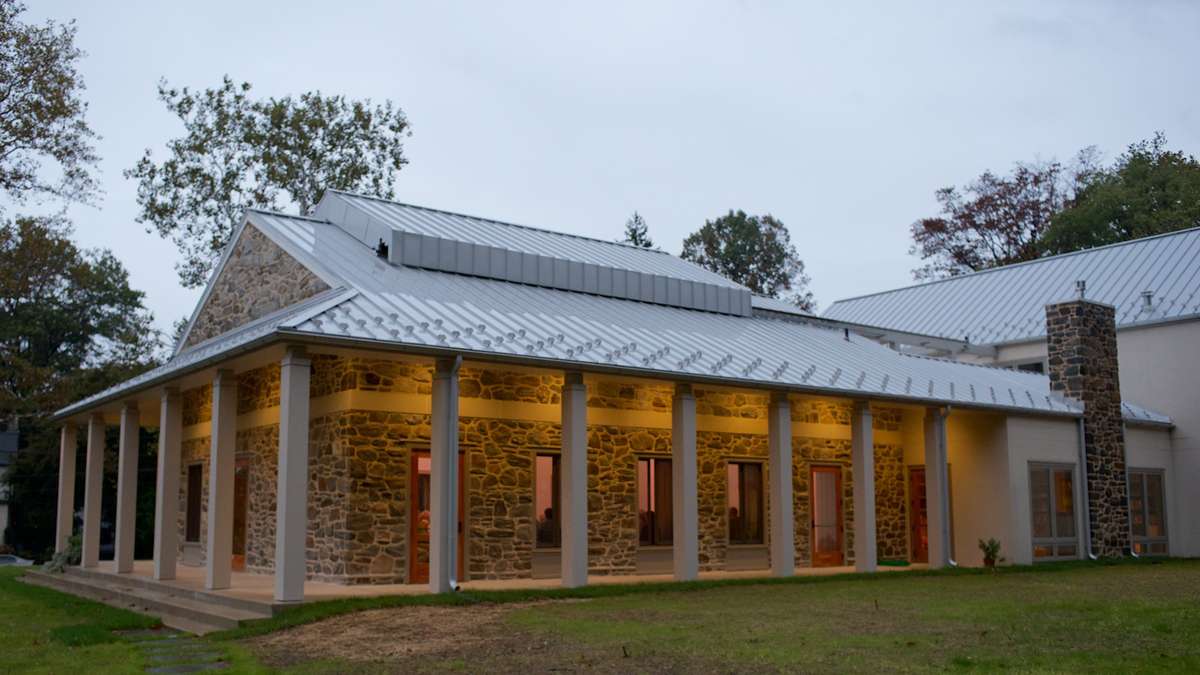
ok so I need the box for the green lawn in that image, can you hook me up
[242,559,1200,674]
[5,561,1200,673]
[0,566,158,673]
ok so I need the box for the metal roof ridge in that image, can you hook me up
[826,223,1200,310]
[325,188,681,256]
[244,207,332,224]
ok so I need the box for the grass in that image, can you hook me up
[6,560,1199,673]
[0,566,158,673]
[233,558,1200,673]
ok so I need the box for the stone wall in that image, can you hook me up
[1046,299,1130,556]
[177,357,917,584]
[183,224,330,349]
[307,411,419,584]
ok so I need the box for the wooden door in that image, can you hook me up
[810,465,844,566]
[909,467,929,563]
[408,451,465,584]
[232,457,249,571]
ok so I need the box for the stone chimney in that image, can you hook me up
[1045,295,1130,557]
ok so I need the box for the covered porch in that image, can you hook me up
[50,340,960,605]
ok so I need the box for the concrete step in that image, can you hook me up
[22,569,272,636]
[64,566,282,616]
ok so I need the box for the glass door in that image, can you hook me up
[811,465,844,566]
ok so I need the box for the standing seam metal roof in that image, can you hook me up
[316,190,742,288]
[53,210,1172,426]
[823,226,1200,345]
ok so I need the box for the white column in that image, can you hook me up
[153,388,182,581]
[206,370,237,590]
[275,348,312,602]
[559,372,588,587]
[114,402,140,573]
[851,401,877,572]
[429,356,461,593]
[55,425,78,552]
[81,413,105,568]
[768,392,794,576]
[924,407,952,569]
[671,383,698,581]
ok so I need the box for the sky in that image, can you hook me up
[26,0,1200,334]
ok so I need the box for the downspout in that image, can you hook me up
[1077,416,1099,560]
[1123,421,1140,559]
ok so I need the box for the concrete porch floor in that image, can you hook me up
[93,560,926,605]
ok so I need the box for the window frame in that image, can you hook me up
[726,460,766,546]
[533,452,561,550]
[1028,462,1080,561]
[185,463,203,543]
[637,456,673,547]
[1127,467,1169,556]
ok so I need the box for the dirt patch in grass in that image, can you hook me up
[251,602,535,664]
[248,599,729,673]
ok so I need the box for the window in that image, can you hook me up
[185,464,202,543]
[637,458,673,546]
[727,462,764,545]
[1128,469,1168,555]
[1014,361,1045,374]
[534,454,560,548]
[1029,463,1078,560]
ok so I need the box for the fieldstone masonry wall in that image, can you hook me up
[178,355,918,585]
[183,224,329,349]
[1046,299,1130,556]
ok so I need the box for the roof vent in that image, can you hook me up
[1141,289,1154,310]
[1075,279,1087,299]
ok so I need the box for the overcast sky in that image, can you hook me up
[29,1,1200,334]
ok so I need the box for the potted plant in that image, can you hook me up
[978,538,1003,568]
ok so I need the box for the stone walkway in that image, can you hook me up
[115,628,230,673]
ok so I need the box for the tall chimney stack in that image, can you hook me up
[1045,294,1130,557]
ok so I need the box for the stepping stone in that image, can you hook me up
[146,651,224,665]
[143,640,205,652]
[118,629,180,642]
[146,663,229,674]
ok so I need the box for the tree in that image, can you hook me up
[0,0,99,207]
[0,216,157,421]
[126,77,411,288]
[1041,133,1200,254]
[0,215,159,559]
[681,209,814,311]
[621,211,654,248]
[909,152,1096,280]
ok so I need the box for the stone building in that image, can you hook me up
[51,191,1175,603]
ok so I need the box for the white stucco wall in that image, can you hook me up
[948,317,1199,557]
[1124,424,1177,555]
[945,411,1012,567]
[1003,415,1083,565]
[1116,320,1200,557]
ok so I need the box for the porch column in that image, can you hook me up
[206,370,237,590]
[275,347,312,602]
[768,392,794,576]
[114,402,140,573]
[55,425,78,553]
[851,401,877,572]
[81,413,105,568]
[560,372,588,587]
[153,387,182,580]
[671,383,698,581]
[429,356,461,594]
[923,407,952,569]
